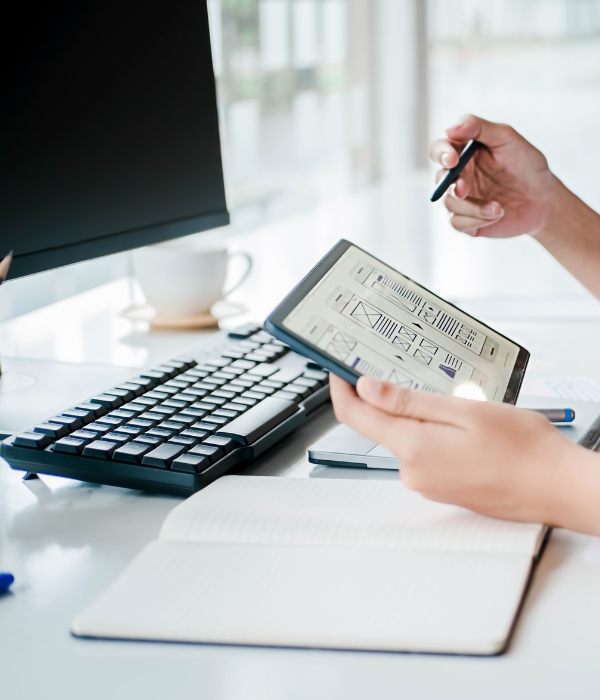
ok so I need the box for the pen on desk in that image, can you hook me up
[532,408,576,423]
[0,572,14,594]
[430,140,483,203]
[0,251,13,285]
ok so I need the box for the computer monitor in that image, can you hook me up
[1,0,229,279]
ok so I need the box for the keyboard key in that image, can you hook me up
[221,384,245,395]
[231,396,258,407]
[222,402,248,413]
[303,369,329,384]
[181,387,209,398]
[163,379,191,389]
[193,381,221,392]
[121,403,148,414]
[254,384,275,395]
[200,415,229,427]
[14,432,52,449]
[230,359,257,370]
[62,408,94,423]
[142,443,187,469]
[179,407,207,419]
[153,364,179,378]
[169,413,197,426]
[186,368,210,379]
[127,376,157,390]
[34,422,68,439]
[89,394,123,409]
[133,434,165,446]
[108,409,136,420]
[244,351,272,363]
[212,409,238,420]
[152,385,179,396]
[203,436,236,454]
[180,428,211,440]
[216,397,297,445]
[238,340,261,351]
[140,412,165,423]
[95,415,125,427]
[227,323,262,339]
[162,399,188,409]
[191,401,217,412]
[75,402,108,417]
[212,371,237,381]
[162,359,189,371]
[171,453,212,474]
[211,389,236,400]
[83,440,118,459]
[205,356,232,369]
[218,365,245,376]
[272,389,302,403]
[147,427,177,438]
[139,369,170,382]
[189,444,222,462]
[84,422,113,434]
[132,396,159,407]
[240,373,262,384]
[250,330,274,344]
[127,418,156,429]
[103,432,132,445]
[199,376,228,387]
[191,421,218,434]
[158,420,186,433]
[71,429,102,441]
[229,378,255,389]
[173,393,197,403]
[294,377,320,390]
[112,442,153,463]
[269,368,303,384]
[151,405,177,416]
[116,425,143,437]
[168,435,199,448]
[53,437,87,454]
[260,379,285,389]
[202,396,227,407]
[286,383,311,399]
[113,382,145,397]
[242,390,267,401]
[50,414,83,430]
[246,363,278,378]
[221,349,245,360]
[104,387,135,402]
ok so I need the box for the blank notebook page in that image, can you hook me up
[159,475,544,555]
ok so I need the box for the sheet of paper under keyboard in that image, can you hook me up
[71,540,533,654]
[159,475,544,556]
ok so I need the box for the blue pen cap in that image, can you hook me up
[565,409,576,423]
[0,572,14,594]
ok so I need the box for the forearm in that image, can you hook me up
[543,447,600,535]
[535,176,600,300]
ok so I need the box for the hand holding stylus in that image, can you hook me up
[429,115,556,239]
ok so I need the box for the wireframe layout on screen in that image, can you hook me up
[282,245,523,402]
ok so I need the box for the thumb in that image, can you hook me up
[446,114,516,150]
[356,376,471,427]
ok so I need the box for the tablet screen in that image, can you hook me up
[282,244,523,401]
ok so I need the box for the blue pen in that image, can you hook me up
[532,408,575,423]
[0,573,14,594]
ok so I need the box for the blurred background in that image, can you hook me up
[4,0,600,324]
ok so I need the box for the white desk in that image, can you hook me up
[3,195,600,699]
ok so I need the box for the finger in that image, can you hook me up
[429,139,460,168]
[330,375,424,453]
[356,377,475,427]
[443,194,504,220]
[453,177,470,200]
[446,114,516,150]
[449,213,502,235]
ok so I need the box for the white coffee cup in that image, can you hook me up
[132,242,252,317]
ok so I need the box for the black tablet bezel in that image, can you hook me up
[265,239,530,404]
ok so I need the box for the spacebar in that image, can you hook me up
[216,398,298,446]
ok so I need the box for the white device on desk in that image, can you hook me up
[308,396,600,471]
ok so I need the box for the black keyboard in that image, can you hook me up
[1,324,329,496]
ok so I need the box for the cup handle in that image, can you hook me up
[223,252,253,297]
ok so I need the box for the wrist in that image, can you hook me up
[531,173,570,247]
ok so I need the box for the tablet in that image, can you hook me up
[265,240,529,403]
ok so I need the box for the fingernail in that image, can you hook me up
[441,153,452,168]
[482,202,503,218]
[357,376,383,400]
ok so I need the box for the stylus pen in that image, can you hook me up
[532,408,575,424]
[430,140,483,202]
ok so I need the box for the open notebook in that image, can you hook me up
[71,476,546,655]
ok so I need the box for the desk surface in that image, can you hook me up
[4,200,600,699]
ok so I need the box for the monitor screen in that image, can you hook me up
[0,0,229,279]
